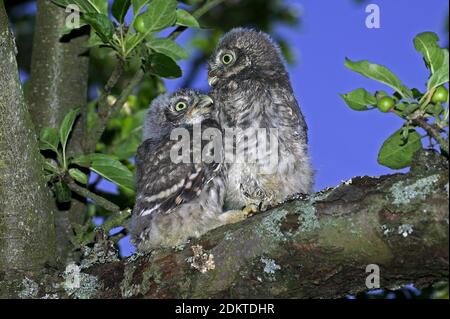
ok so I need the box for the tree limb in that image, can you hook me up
[88,158,449,299]
[413,117,449,155]
[4,151,446,299]
[0,0,56,274]
[25,0,91,264]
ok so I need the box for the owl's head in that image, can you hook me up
[207,28,286,87]
[143,89,215,141]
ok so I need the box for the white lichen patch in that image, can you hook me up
[187,245,215,273]
[174,239,190,251]
[381,224,392,236]
[257,209,289,241]
[398,224,413,238]
[224,231,234,241]
[62,263,100,299]
[260,257,281,274]
[296,202,320,232]
[389,174,440,206]
[80,239,119,269]
[18,277,39,299]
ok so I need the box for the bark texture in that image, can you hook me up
[26,0,90,264]
[0,0,56,274]
[4,151,447,299]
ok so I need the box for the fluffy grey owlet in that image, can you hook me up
[208,28,314,211]
[131,90,250,251]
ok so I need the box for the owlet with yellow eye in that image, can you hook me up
[131,89,251,251]
[208,28,314,211]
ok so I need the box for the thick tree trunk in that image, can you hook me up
[26,0,90,265]
[3,151,447,299]
[0,0,56,282]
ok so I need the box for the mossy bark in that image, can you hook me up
[0,0,56,278]
[26,0,90,265]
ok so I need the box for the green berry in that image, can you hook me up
[377,96,395,112]
[431,86,448,103]
[134,16,146,33]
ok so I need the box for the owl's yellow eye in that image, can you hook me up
[175,101,188,112]
[222,53,234,65]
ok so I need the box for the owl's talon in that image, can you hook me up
[242,204,258,217]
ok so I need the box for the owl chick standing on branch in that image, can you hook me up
[131,90,252,251]
[208,28,314,211]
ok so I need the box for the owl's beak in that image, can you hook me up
[208,76,218,87]
[208,71,219,87]
[198,95,214,109]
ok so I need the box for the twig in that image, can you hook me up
[413,117,449,155]
[109,69,145,120]
[63,175,121,213]
[98,59,125,119]
[88,68,144,151]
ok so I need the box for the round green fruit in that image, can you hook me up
[377,96,395,112]
[431,86,448,103]
[134,16,146,33]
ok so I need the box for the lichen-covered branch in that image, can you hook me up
[412,117,449,155]
[0,0,56,274]
[7,151,447,299]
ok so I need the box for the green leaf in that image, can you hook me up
[426,102,444,116]
[112,0,131,23]
[377,129,423,169]
[43,159,59,174]
[84,31,105,48]
[176,9,200,28]
[413,32,445,74]
[51,0,105,13]
[90,157,135,192]
[82,13,114,43]
[71,153,119,168]
[69,168,88,184]
[139,0,177,32]
[401,103,420,116]
[91,0,108,14]
[131,0,150,15]
[54,180,72,203]
[340,88,377,111]
[59,108,80,151]
[428,49,449,90]
[147,38,188,61]
[124,33,142,53]
[146,53,182,78]
[345,58,413,99]
[39,127,60,152]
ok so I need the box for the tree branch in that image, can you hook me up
[90,155,450,298]
[25,0,91,264]
[5,151,446,299]
[0,0,56,275]
[413,117,449,155]
[63,175,121,214]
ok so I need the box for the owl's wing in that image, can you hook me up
[134,137,218,218]
[267,84,308,144]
